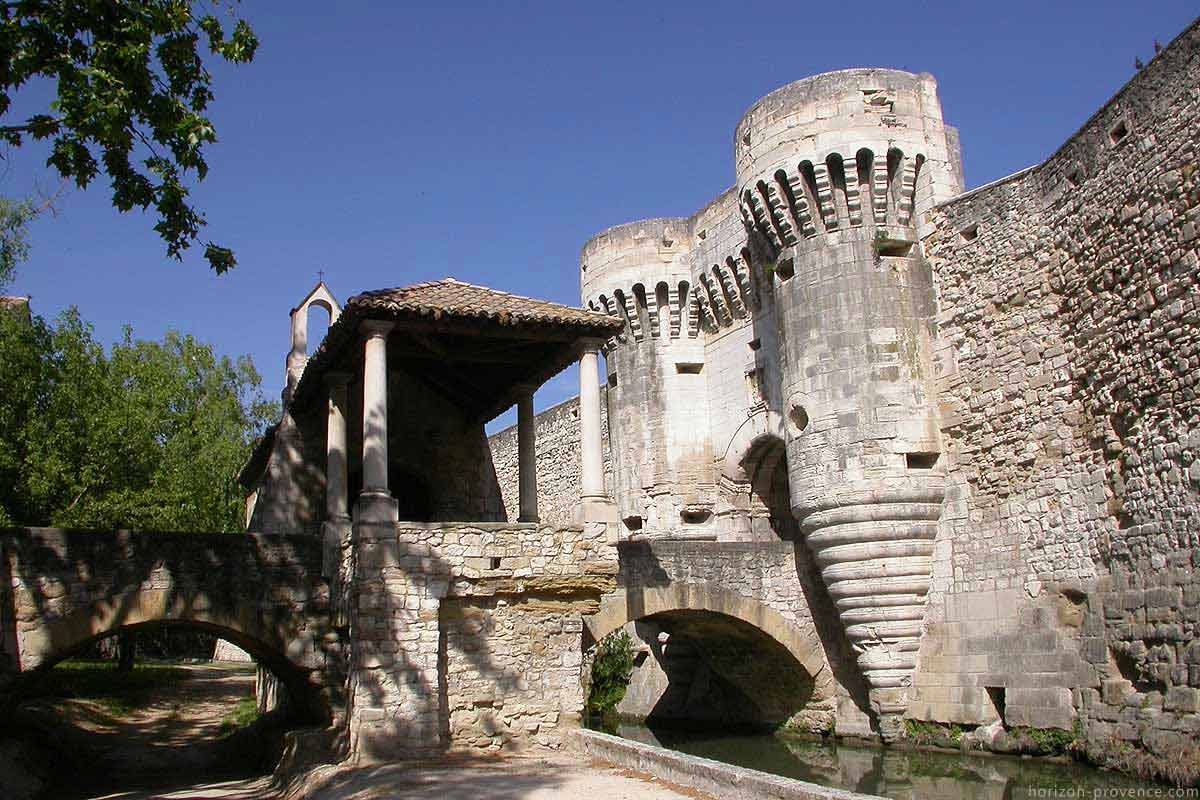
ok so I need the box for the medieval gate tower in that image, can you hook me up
[583,69,966,732]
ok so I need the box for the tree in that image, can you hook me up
[0,1,259,276]
[0,303,276,531]
[0,196,34,288]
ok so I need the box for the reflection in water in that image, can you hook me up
[614,723,1161,800]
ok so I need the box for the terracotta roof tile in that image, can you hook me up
[347,278,622,331]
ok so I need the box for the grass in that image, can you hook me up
[904,718,966,748]
[30,660,192,717]
[1014,725,1077,756]
[218,696,260,736]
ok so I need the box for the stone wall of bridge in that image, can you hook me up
[0,527,339,721]
[588,540,872,735]
[346,520,617,756]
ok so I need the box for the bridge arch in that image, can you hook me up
[17,589,327,722]
[586,581,827,682]
[1,528,333,723]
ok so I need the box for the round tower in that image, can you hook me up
[734,69,963,735]
[581,218,714,538]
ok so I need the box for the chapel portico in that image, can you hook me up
[240,278,624,572]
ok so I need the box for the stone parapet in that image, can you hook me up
[575,729,884,800]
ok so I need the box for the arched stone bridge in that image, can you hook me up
[0,527,339,721]
[588,539,874,733]
[1,525,870,749]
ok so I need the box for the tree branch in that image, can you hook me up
[0,118,64,135]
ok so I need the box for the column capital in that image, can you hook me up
[360,318,395,338]
[576,337,608,355]
[323,370,352,388]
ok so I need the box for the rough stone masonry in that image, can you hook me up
[489,16,1200,755]
[11,15,1198,769]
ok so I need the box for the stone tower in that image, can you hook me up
[735,69,963,734]
[581,219,715,538]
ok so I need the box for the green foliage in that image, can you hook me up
[1012,725,1077,755]
[30,660,192,716]
[0,305,276,531]
[0,1,259,273]
[904,718,965,747]
[0,197,34,289]
[218,695,259,735]
[587,630,635,716]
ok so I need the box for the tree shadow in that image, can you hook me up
[0,526,341,726]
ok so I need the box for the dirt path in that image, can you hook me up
[19,663,270,798]
[82,754,711,800]
[19,664,711,799]
[29,664,257,749]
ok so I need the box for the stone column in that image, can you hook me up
[517,388,538,523]
[578,344,617,531]
[322,372,351,579]
[325,372,351,522]
[579,347,604,499]
[354,320,399,523]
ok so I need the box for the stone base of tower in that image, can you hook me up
[870,687,912,742]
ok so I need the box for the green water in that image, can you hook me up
[612,723,1168,799]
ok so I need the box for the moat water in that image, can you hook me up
[606,722,1166,799]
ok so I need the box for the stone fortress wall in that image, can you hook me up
[913,19,1200,752]
[490,17,1200,753]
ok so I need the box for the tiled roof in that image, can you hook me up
[347,278,622,332]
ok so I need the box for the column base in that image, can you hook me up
[321,517,352,578]
[578,494,619,524]
[578,494,620,543]
[354,491,399,524]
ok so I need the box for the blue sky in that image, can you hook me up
[4,1,1196,430]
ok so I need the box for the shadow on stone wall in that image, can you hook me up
[790,539,876,733]
[0,527,338,725]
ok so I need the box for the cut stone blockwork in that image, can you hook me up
[491,16,1200,755]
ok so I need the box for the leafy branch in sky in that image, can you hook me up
[0,1,259,275]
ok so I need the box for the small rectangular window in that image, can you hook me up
[906,452,939,470]
[489,557,502,570]
[676,363,703,375]
[774,257,795,280]
[959,224,979,242]
[607,372,618,387]
[875,238,915,257]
